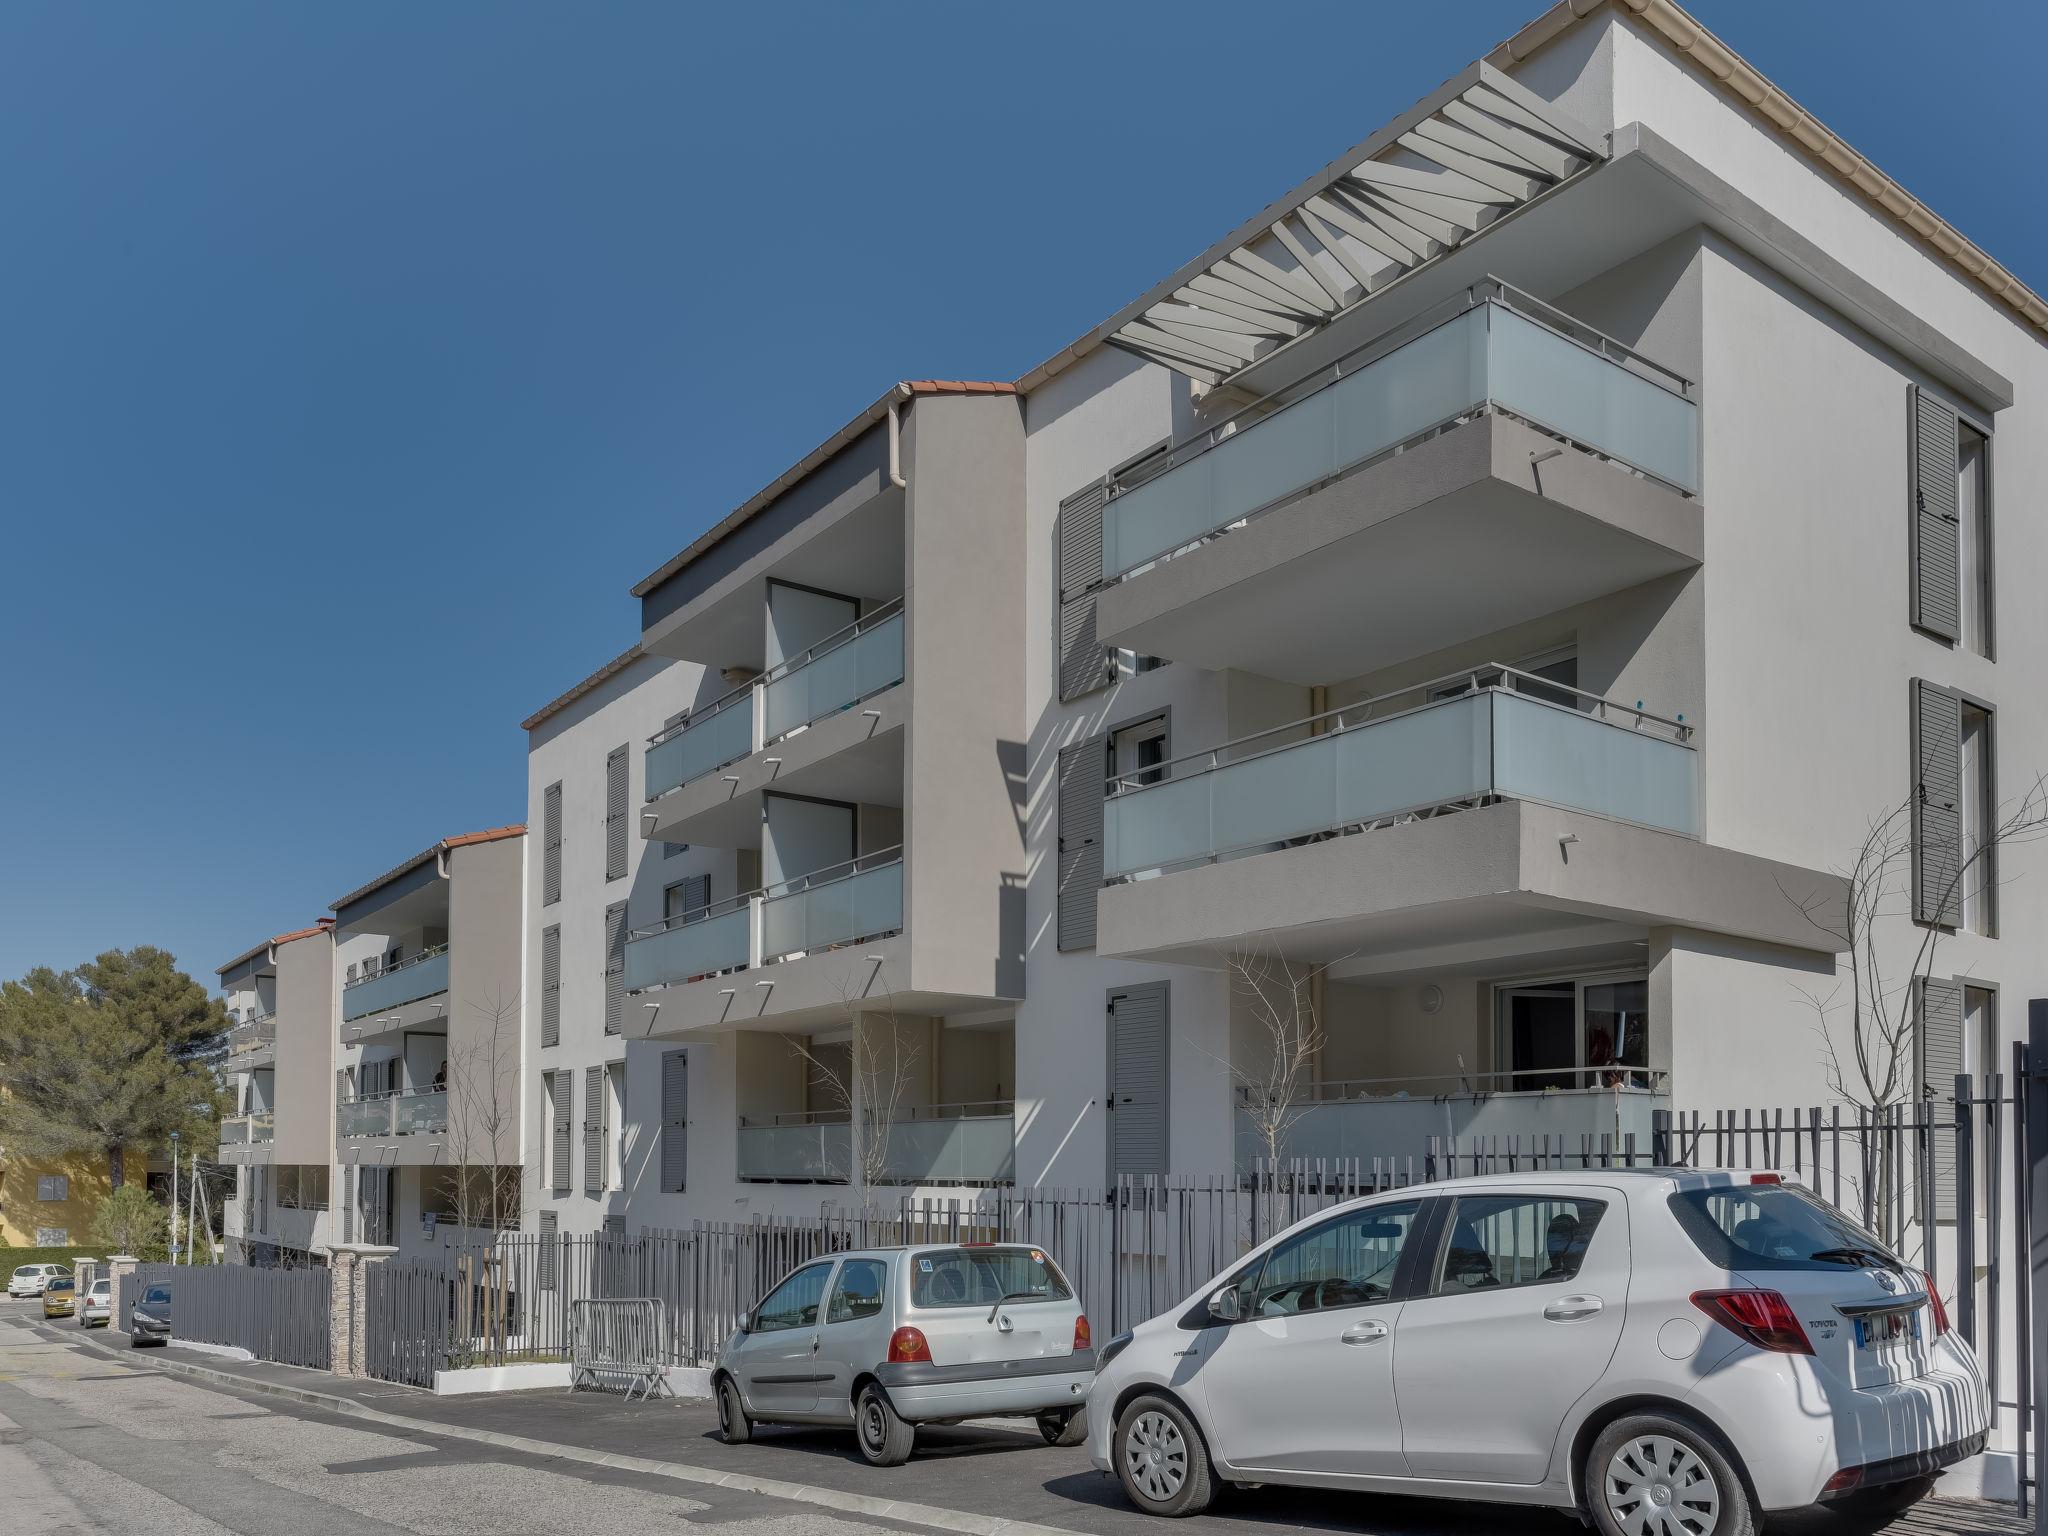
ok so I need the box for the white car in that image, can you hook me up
[1087,1169,1988,1532]
[715,1243,1093,1465]
[77,1277,113,1328]
[8,1263,70,1299]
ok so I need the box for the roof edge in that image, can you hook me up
[328,825,526,915]
[216,918,334,979]
[521,642,647,733]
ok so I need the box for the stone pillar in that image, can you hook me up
[105,1255,137,1332]
[326,1243,397,1377]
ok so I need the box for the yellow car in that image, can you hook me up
[42,1276,75,1319]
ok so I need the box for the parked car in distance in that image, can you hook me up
[9,1263,71,1299]
[41,1276,77,1319]
[77,1276,114,1328]
[1088,1169,1988,1532]
[715,1243,1093,1466]
[129,1282,172,1347]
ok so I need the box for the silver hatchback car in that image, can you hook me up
[715,1243,1094,1465]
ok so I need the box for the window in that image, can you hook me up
[605,1061,625,1191]
[752,1261,833,1333]
[665,875,710,922]
[1110,714,1168,790]
[1497,972,1649,1090]
[910,1247,1072,1309]
[1958,420,1992,655]
[664,841,689,860]
[1966,984,1998,1192]
[1960,701,1994,934]
[1235,1200,1422,1317]
[660,1050,688,1194]
[604,744,630,882]
[542,781,563,906]
[1433,1195,1605,1292]
[827,1258,888,1324]
[36,1175,68,1203]
[1668,1184,1902,1273]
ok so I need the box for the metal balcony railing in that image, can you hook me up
[227,1013,277,1053]
[1102,664,1696,881]
[737,1100,1015,1184]
[1102,278,1699,581]
[645,597,905,802]
[341,945,450,1022]
[622,847,905,993]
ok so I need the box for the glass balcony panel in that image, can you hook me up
[622,906,750,991]
[220,1117,249,1146]
[1236,1086,1666,1173]
[395,1090,448,1135]
[341,948,449,1022]
[646,701,753,799]
[337,1097,393,1138]
[1490,692,1698,837]
[738,1119,850,1181]
[763,611,904,741]
[1100,772,1213,879]
[1205,729,1341,857]
[1102,299,1697,581]
[761,859,902,961]
[1331,694,1492,826]
[1484,306,1699,495]
[249,1112,274,1143]
[882,1113,1015,1184]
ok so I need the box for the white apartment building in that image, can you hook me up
[517,0,2045,1233]
[217,920,336,1265]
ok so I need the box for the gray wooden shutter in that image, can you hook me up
[1911,679,1964,927]
[1056,737,1105,951]
[550,1072,571,1197]
[1107,983,1169,1179]
[583,1065,604,1193]
[661,1050,689,1193]
[685,873,710,913]
[543,782,563,906]
[1909,385,1961,642]
[1057,480,1114,702]
[603,902,627,1034]
[540,925,562,1047]
[1918,976,1966,1221]
[537,1210,558,1290]
[604,745,629,881]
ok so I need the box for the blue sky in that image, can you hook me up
[2,1,2041,990]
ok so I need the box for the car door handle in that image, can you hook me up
[1544,1295,1604,1323]
[1339,1320,1390,1345]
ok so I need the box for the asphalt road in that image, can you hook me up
[0,1301,2021,1536]
[0,1307,923,1536]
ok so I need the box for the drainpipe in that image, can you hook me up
[1307,683,1329,1094]
[1308,684,1329,737]
[886,385,910,490]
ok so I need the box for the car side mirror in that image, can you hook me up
[738,1310,754,1335]
[1207,1285,1242,1323]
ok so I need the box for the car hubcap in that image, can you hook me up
[1124,1412,1187,1504]
[863,1400,886,1450]
[1606,1435,1720,1536]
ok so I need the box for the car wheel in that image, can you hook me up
[1831,1473,1936,1519]
[1114,1395,1214,1518]
[716,1377,753,1445]
[1038,1407,1088,1447]
[855,1383,916,1467]
[1588,1413,1754,1536]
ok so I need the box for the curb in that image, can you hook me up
[60,1323,1086,1536]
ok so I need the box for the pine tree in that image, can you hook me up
[0,947,229,1188]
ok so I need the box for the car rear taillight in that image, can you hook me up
[1750,1172,1782,1185]
[887,1326,932,1364]
[1073,1314,1091,1351]
[1821,1465,1864,1495]
[1691,1289,1814,1354]
[1923,1271,1951,1337]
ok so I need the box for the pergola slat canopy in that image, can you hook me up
[1106,63,1604,387]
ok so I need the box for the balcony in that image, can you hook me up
[738,1101,1015,1184]
[219,1112,276,1147]
[1094,282,1701,683]
[335,1089,449,1166]
[645,598,906,805]
[341,945,450,1024]
[623,847,905,993]
[1236,1074,1668,1176]
[1104,667,1696,884]
[227,1012,277,1070]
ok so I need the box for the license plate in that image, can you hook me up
[1854,1311,1919,1349]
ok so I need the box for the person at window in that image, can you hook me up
[431,1062,448,1093]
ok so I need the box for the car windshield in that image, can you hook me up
[910,1247,1071,1309]
[1668,1183,1906,1272]
[47,1279,72,1292]
[143,1286,172,1305]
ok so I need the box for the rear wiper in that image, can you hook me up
[1806,1247,1889,1266]
[988,1289,1042,1323]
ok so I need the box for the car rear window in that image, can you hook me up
[910,1247,1071,1309]
[1668,1184,1905,1273]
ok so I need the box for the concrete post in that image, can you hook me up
[105,1255,138,1333]
[326,1243,397,1378]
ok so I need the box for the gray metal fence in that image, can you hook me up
[115,1261,331,1370]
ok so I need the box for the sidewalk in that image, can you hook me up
[65,1322,2029,1536]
